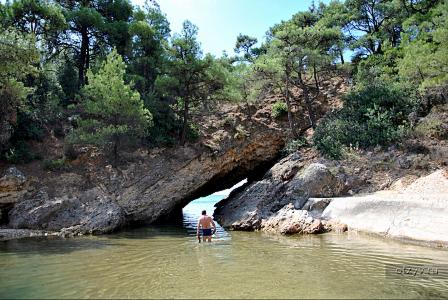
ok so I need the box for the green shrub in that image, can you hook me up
[271,101,288,119]
[12,111,45,142]
[313,81,417,159]
[4,141,40,163]
[43,158,67,171]
[282,137,308,155]
[53,125,65,138]
[63,143,79,160]
[143,94,180,147]
[313,118,346,159]
[187,123,200,141]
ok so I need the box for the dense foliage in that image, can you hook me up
[312,0,447,158]
[1,0,447,163]
[314,81,417,158]
[68,50,152,163]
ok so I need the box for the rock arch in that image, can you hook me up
[6,116,286,235]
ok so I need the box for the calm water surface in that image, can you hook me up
[1,195,447,299]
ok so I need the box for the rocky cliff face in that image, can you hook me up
[0,167,28,223]
[3,102,287,236]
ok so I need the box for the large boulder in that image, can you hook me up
[214,157,345,230]
[8,187,125,235]
[321,169,448,246]
[261,203,324,234]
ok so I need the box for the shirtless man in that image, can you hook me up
[197,210,216,243]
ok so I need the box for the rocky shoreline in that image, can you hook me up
[1,156,447,247]
[0,102,287,240]
[321,169,448,247]
[215,154,448,248]
[1,88,447,245]
[2,159,448,247]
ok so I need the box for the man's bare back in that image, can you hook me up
[197,210,216,243]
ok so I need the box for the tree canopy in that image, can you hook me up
[1,0,447,163]
[69,49,152,163]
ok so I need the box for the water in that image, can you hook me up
[1,195,448,299]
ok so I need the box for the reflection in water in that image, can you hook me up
[0,195,447,299]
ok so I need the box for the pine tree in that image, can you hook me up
[69,49,152,164]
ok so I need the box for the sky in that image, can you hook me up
[212,179,247,196]
[132,0,329,56]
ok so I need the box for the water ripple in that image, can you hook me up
[0,196,447,298]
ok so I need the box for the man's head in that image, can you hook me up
[202,210,206,215]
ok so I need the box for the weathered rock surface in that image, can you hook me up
[261,203,324,234]
[0,77,352,238]
[321,169,448,246]
[0,167,27,205]
[8,186,126,235]
[214,147,447,247]
[214,157,345,230]
[5,107,287,235]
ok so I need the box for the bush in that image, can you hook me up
[282,137,308,155]
[187,123,200,141]
[43,158,68,171]
[63,143,80,160]
[12,111,45,142]
[271,101,288,119]
[4,141,40,163]
[143,95,180,147]
[313,118,346,159]
[313,81,417,159]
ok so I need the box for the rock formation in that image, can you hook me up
[0,167,27,204]
[321,169,448,246]
[214,157,345,230]
[261,203,324,234]
[4,106,286,236]
[0,167,28,224]
[214,148,448,246]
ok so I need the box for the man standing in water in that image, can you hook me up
[197,210,216,243]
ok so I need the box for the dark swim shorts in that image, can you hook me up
[202,228,212,236]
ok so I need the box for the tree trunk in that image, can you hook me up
[245,99,252,121]
[376,41,382,54]
[299,74,316,129]
[285,73,298,138]
[339,49,345,65]
[313,63,319,93]
[78,26,89,87]
[243,85,252,121]
[180,98,189,145]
